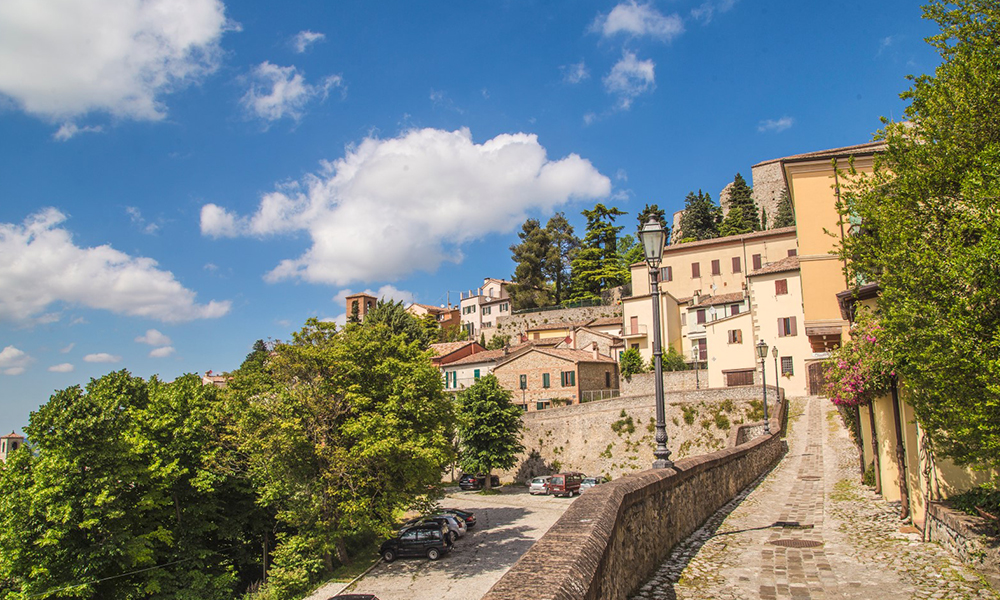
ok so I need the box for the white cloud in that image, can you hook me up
[0,0,231,123]
[241,62,343,123]
[758,116,794,133]
[0,208,231,323]
[53,123,103,141]
[603,52,656,110]
[0,345,32,375]
[562,61,590,84]
[615,168,628,182]
[83,353,121,363]
[125,207,160,234]
[201,128,611,285]
[48,363,74,373]
[292,30,325,53]
[593,1,684,40]
[135,329,172,346]
[690,0,737,24]
[583,112,598,126]
[149,346,175,358]
[60,343,74,353]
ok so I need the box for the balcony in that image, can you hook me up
[622,324,647,338]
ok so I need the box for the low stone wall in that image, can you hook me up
[620,370,698,394]
[926,502,1000,588]
[484,399,787,600]
[495,305,623,341]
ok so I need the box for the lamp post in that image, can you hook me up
[690,345,700,389]
[772,346,780,410]
[638,217,673,469]
[756,340,770,434]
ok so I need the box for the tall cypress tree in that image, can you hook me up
[544,212,579,305]
[772,189,796,229]
[719,173,761,236]
[678,190,721,242]
[569,203,627,301]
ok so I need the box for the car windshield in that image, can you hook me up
[532,477,545,484]
[551,476,564,485]
[583,478,596,484]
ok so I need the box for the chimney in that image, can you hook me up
[692,290,701,305]
[592,341,599,360]
[503,345,509,357]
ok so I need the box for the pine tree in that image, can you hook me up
[719,173,760,236]
[636,203,670,243]
[508,218,555,310]
[678,190,721,242]
[772,189,796,229]
[569,203,627,301]
[544,213,579,305]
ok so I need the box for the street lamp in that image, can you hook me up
[756,340,770,434]
[772,346,780,411]
[690,345,700,389]
[638,217,673,469]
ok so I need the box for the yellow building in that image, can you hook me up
[747,256,810,396]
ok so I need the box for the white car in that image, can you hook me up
[529,476,552,495]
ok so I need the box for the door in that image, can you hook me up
[808,362,829,395]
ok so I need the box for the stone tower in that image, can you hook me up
[0,431,25,463]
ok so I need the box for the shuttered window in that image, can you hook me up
[711,259,721,275]
[752,254,762,270]
[775,279,788,295]
[732,256,741,273]
[778,317,798,337]
[692,262,701,278]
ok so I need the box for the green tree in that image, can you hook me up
[229,318,454,595]
[719,173,760,236]
[508,218,555,310]
[662,345,689,372]
[836,0,1000,468]
[545,212,579,305]
[455,375,524,491]
[772,189,796,229]
[486,334,511,350]
[636,203,671,244]
[570,203,628,301]
[619,348,646,381]
[361,299,433,348]
[677,190,721,242]
[0,371,265,600]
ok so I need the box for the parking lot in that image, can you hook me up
[308,486,574,600]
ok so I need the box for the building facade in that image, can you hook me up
[459,278,512,339]
[493,346,619,411]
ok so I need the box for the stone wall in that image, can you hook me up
[495,305,623,342]
[751,161,787,228]
[484,400,787,600]
[926,501,1000,588]
[619,370,698,395]
[506,386,782,482]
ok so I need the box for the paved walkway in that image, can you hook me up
[631,396,998,600]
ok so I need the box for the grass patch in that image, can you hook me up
[478,488,501,495]
[830,478,865,502]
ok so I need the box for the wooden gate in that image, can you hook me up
[808,362,829,395]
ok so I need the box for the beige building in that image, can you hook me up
[441,348,507,393]
[459,278,512,339]
[702,310,756,388]
[407,302,461,333]
[746,256,810,396]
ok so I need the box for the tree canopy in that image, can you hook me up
[677,190,721,242]
[455,375,524,490]
[719,173,761,237]
[569,203,629,301]
[771,189,796,229]
[837,0,1000,468]
[508,218,555,310]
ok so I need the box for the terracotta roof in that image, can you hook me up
[747,255,800,277]
[752,140,887,168]
[692,292,745,308]
[526,320,589,332]
[587,316,622,327]
[429,341,475,357]
[637,227,796,260]
[409,302,450,314]
[1,431,23,439]
[498,346,617,367]
[446,349,507,366]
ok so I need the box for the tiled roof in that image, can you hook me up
[429,341,474,357]
[635,227,796,260]
[446,349,507,366]
[747,255,800,277]
[410,302,450,314]
[587,316,622,327]
[692,292,745,308]
[539,347,617,364]
[752,141,887,168]
[526,320,589,332]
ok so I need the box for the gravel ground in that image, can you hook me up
[307,486,574,600]
[630,396,999,600]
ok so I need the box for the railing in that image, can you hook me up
[511,298,605,315]
[622,324,647,337]
[580,389,621,403]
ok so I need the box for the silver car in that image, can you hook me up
[528,475,551,495]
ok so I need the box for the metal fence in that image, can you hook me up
[511,298,605,315]
[580,389,621,403]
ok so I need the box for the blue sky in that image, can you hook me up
[0,0,938,435]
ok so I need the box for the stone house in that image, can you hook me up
[493,345,619,411]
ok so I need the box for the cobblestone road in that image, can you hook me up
[631,396,998,600]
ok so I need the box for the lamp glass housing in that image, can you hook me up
[756,340,769,360]
[638,218,666,269]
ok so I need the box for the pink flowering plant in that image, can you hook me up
[825,307,895,407]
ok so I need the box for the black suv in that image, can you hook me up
[458,473,500,491]
[380,524,451,562]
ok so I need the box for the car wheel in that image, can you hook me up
[382,549,395,563]
[427,547,441,561]
[450,531,459,544]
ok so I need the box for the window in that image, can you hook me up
[727,329,743,344]
[474,369,481,380]
[536,401,551,411]
[696,309,706,324]
[560,371,576,387]
[500,302,509,312]
[484,321,492,328]
[711,259,721,275]
[543,373,550,388]
[788,249,797,257]
[630,343,639,350]
[732,256,741,273]
[694,339,707,361]
[775,279,788,295]
[730,304,741,316]
[752,254,762,270]
[401,530,418,541]
[781,356,794,375]
[605,371,611,388]
[691,262,701,278]
[778,317,798,337]
[661,266,673,282]
[680,312,687,326]
[483,306,491,315]
[519,374,527,389]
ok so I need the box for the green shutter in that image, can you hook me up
[474,369,480,380]
[543,373,550,388]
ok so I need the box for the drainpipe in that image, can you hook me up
[867,402,882,495]
[890,377,910,520]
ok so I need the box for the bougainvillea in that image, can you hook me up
[825,307,895,407]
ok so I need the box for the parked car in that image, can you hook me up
[441,507,476,528]
[545,472,584,497]
[458,473,501,490]
[528,475,552,495]
[328,595,380,600]
[402,515,464,543]
[381,523,452,562]
[580,475,609,492]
